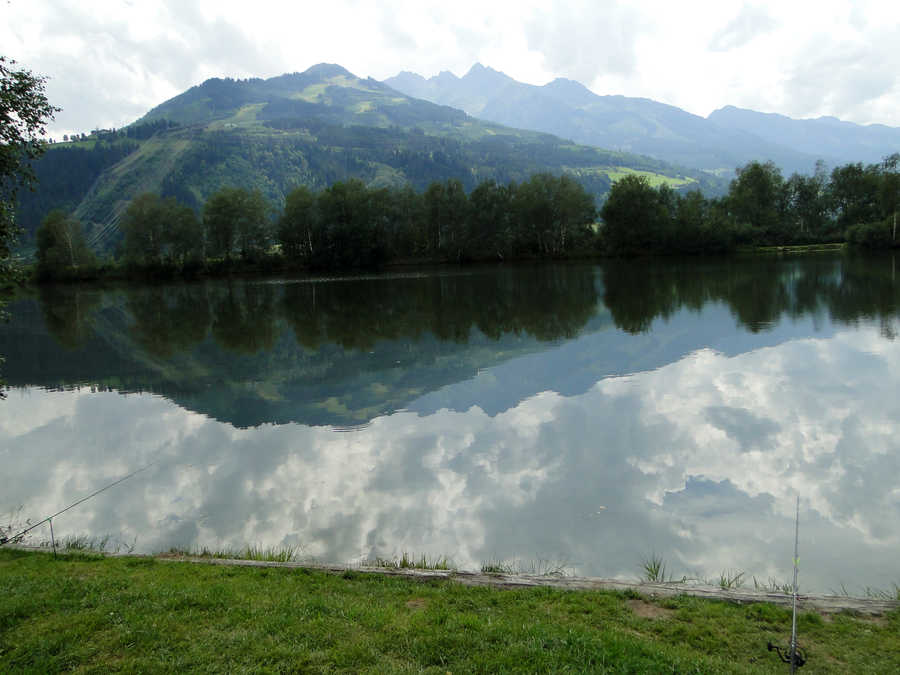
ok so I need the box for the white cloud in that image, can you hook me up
[2,1,899,144]
[709,3,778,52]
[524,1,641,84]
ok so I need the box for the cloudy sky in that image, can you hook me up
[3,0,900,139]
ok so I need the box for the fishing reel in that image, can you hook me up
[767,641,807,668]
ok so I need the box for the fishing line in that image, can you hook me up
[0,461,156,547]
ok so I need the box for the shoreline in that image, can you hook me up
[7,243,855,290]
[7,545,897,616]
[4,541,899,671]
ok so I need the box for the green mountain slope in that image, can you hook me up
[17,63,722,249]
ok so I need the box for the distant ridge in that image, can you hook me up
[707,105,900,166]
[386,65,900,173]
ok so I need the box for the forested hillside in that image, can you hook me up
[15,63,717,251]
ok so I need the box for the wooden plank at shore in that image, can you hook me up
[7,546,895,615]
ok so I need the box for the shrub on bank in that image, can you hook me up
[846,220,896,249]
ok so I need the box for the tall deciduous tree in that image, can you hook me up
[879,153,900,242]
[786,161,830,239]
[727,161,788,241]
[121,193,202,266]
[315,179,387,270]
[1,56,59,286]
[35,210,95,276]
[424,179,467,257]
[600,175,671,255]
[829,162,881,230]
[166,203,204,266]
[513,173,596,257]
[551,173,597,255]
[469,179,515,260]
[204,187,270,261]
[120,193,169,265]
[383,184,423,259]
[278,185,317,260]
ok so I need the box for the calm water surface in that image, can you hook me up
[2,256,899,592]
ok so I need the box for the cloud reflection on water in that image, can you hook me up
[3,325,899,593]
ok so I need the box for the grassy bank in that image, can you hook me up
[1,550,898,672]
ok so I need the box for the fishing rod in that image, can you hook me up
[768,496,807,671]
[0,461,155,548]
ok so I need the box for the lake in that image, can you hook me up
[2,255,899,593]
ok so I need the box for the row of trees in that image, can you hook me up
[32,155,900,279]
[36,173,598,278]
[601,157,900,254]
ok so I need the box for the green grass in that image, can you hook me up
[832,583,900,602]
[164,544,303,563]
[864,585,900,601]
[369,552,454,571]
[480,559,517,574]
[641,556,778,592]
[1,549,897,672]
[641,552,669,582]
[601,166,696,188]
[719,569,746,590]
[753,576,793,594]
[62,534,127,554]
[480,558,572,576]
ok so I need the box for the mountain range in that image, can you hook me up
[386,64,900,174]
[17,64,712,249]
[17,62,900,251]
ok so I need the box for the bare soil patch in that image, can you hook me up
[627,598,674,619]
[405,597,429,611]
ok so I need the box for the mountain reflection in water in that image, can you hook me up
[2,255,899,593]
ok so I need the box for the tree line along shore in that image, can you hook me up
[30,155,900,282]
